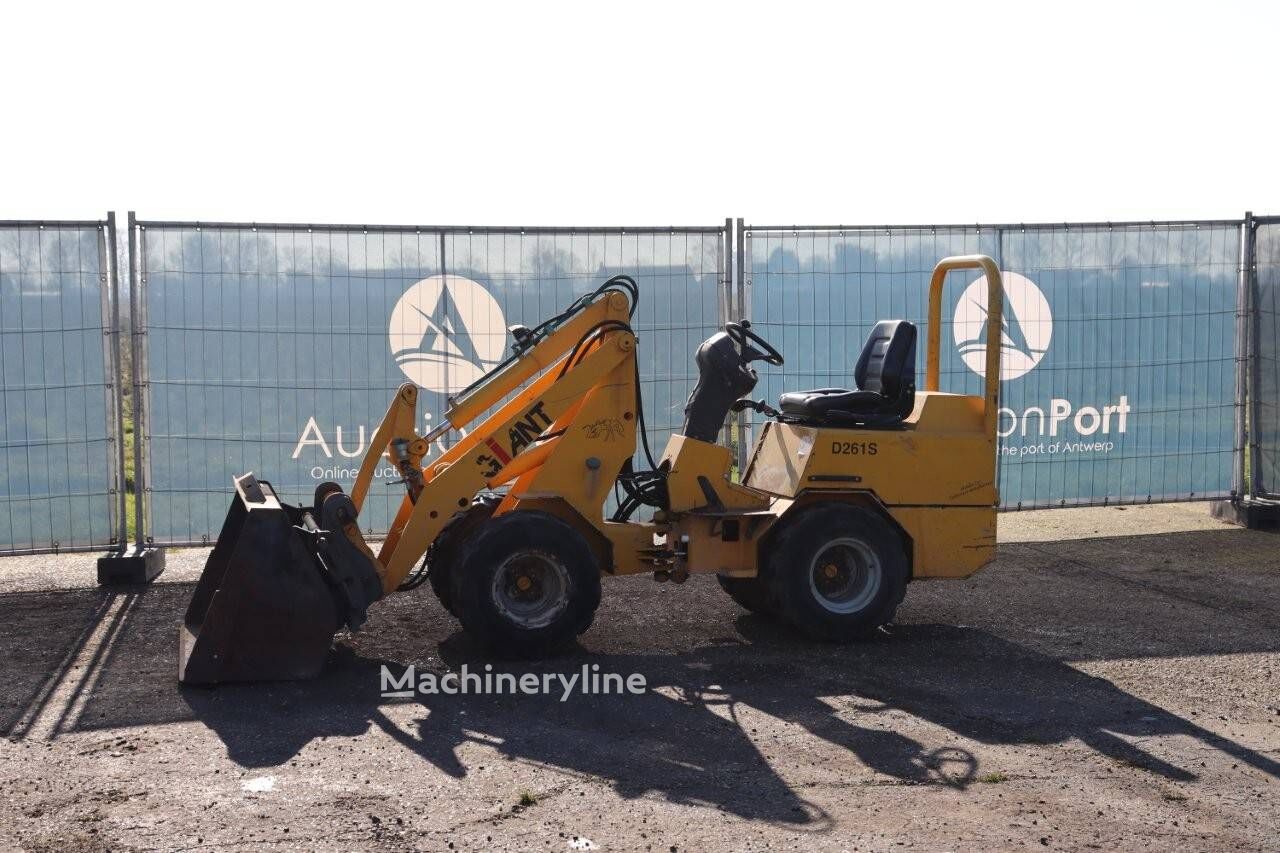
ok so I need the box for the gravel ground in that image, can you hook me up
[0,503,1277,851]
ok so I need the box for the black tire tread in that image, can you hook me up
[766,503,908,642]
[451,510,602,658]
[427,493,501,616]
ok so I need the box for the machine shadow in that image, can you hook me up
[7,528,1276,828]
[179,641,842,826]
[177,617,1280,827]
[733,617,1280,783]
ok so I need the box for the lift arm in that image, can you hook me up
[352,288,637,593]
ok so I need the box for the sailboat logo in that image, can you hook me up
[953,271,1052,381]
[389,274,506,393]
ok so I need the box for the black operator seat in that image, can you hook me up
[777,320,917,428]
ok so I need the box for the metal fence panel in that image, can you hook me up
[1252,219,1280,495]
[744,222,1240,508]
[0,219,121,553]
[135,221,726,545]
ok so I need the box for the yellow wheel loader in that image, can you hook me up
[177,255,1004,684]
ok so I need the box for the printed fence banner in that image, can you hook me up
[745,224,1238,508]
[137,225,724,543]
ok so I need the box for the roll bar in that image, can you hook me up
[925,254,1003,434]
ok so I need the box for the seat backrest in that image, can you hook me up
[854,320,917,399]
[681,330,759,443]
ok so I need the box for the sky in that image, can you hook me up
[3,0,1276,227]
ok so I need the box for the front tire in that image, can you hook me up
[452,510,602,657]
[767,504,908,642]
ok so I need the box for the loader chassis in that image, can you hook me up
[179,257,1005,683]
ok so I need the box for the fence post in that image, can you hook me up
[718,219,738,466]
[734,218,750,471]
[95,212,164,582]
[129,212,147,548]
[126,213,164,576]
[720,217,734,324]
[105,212,128,551]
[1234,215,1249,499]
[438,231,452,450]
[993,226,1007,504]
[735,217,747,326]
[1244,212,1262,498]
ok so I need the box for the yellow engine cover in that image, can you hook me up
[744,392,995,506]
[743,391,998,578]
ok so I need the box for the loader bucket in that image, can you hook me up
[178,473,383,686]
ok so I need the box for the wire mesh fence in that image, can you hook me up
[132,219,727,545]
[741,221,1242,509]
[0,212,1265,554]
[0,218,122,554]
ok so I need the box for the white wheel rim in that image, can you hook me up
[807,537,882,615]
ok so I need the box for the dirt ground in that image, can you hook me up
[1,503,1277,852]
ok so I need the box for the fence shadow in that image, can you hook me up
[0,586,119,737]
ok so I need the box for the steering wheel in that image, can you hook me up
[725,320,784,366]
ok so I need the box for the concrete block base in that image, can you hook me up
[97,546,166,585]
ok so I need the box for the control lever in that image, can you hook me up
[732,398,780,418]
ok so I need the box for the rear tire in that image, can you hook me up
[716,574,776,616]
[452,510,601,658]
[767,504,908,642]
